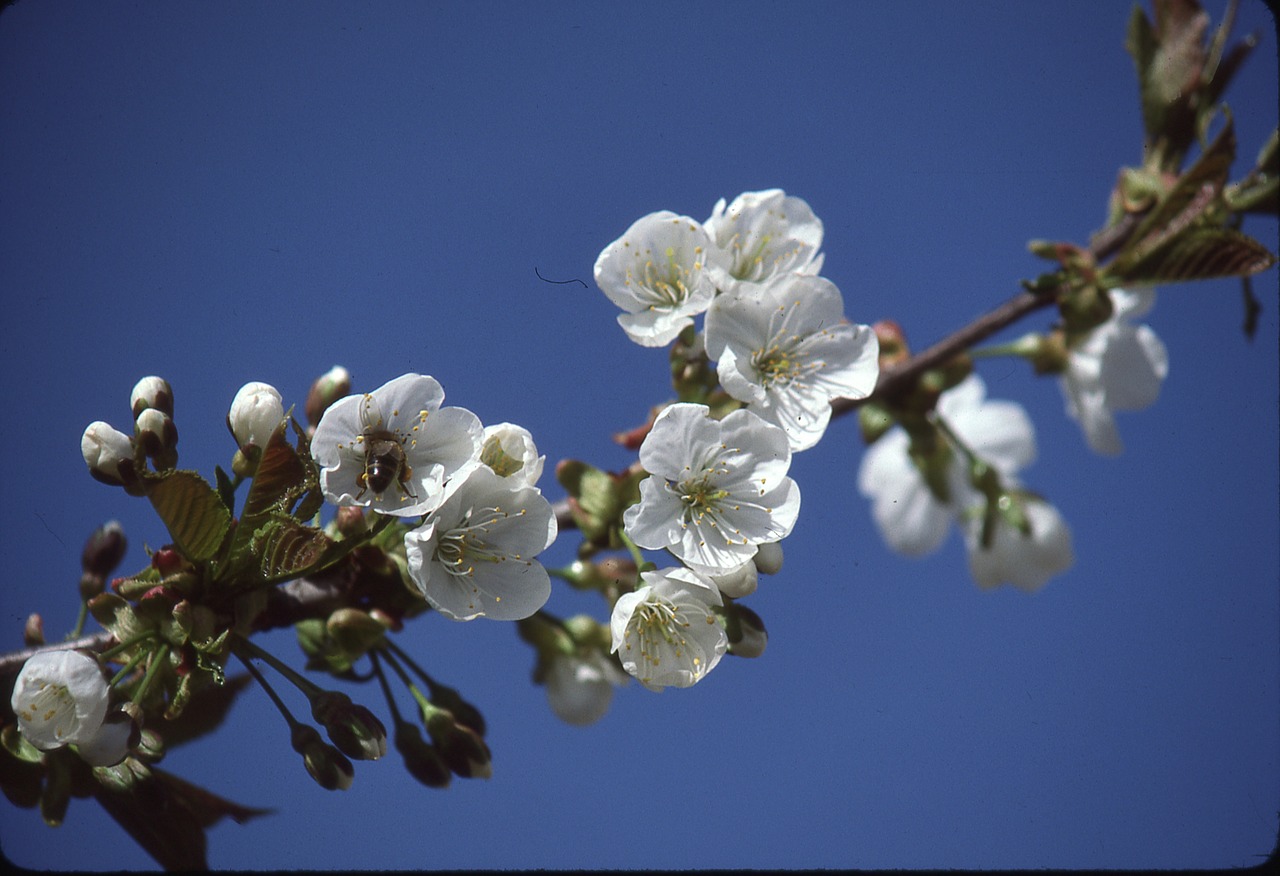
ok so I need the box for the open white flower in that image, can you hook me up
[623,403,800,575]
[593,211,724,347]
[11,649,130,765]
[478,422,544,490]
[1060,287,1168,455]
[404,464,556,621]
[544,650,629,726]
[311,373,482,517]
[962,493,1074,592]
[610,566,728,691]
[705,274,879,451]
[857,375,1035,557]
[704,189,824,294]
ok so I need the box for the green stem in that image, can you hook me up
[616,529,654,573]
[109,647,149,687]
[98,631,157,663]
[69,603,90,640]
[232,643,301,728]
[131,643,170,706]
[234,635,324,698]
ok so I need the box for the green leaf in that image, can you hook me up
[88,593,146,645]
[1110,227,1276,283]
[146,470,232,562]
[214,464,237,514]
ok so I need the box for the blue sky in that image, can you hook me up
[1,0,1277,870]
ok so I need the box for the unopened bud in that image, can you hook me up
[710,560,758,599]
[130,376,173,419]
[394,721,451,789]
[753,542,783,576]
[423,707,492,780]
[291,724,354,791]
[134,408,179,469]
[305,366,351,427]
[81,421,138,488]
[724,602,768,658]
[82,521,127,579]
[23,614,44,647]
[333,505,369,539]
[858,401,895,445]
[228,381,285,452]
[872,320,910,367]
[326,608,387,657]
[424,685,487,739]
[311,691,388,761]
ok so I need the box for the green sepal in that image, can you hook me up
[2,723,44,764]
[88,593,146,646]
[40,748,72,826]
[556,461,620,544]
[144,470,232,563]
[214,465,237,514]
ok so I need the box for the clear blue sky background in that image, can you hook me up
[1,1,1277,870]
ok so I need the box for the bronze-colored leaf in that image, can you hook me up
[252,517,336,584]
[1113,227,1276,283]
[146,471,232,562]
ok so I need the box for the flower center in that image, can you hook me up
[435,505,525,578]
[18,681,77,743]
[632,599,691,669]
[634,246,700,310]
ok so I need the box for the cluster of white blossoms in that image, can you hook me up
[301,373,556,622]
[857,375,1074,592]
[594,190,879,691]
[10,649,132,767]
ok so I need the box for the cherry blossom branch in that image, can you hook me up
[0,213,1148,680]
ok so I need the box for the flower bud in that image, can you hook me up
[130,376,173,419]
[872,319,910,368]
[134,408,179,469]
[710,560,758,599]
[228,381,284,452]
[421,703,491,779]
[724,602,767,658]
[82,520,127,579]
[305,365,351,427]
[81,421,138,488]
[291,724,354,791]
[394,720,451,789]
[23,614,44,647]
[310,691,388,761]
[754,542,783,575]
[326,608,388,658]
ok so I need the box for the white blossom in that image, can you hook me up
[963,493,1074,592]
[404,464,556,621]
[610,566,728,691]
[857,375,1035,557]
[1060,287,1168,455]
[479,422,544,490]
[228,381,284,450]
[593,211,725,347]
[544,651,629,726]
[704,189,824,294]
[705,274,879,451]
[623,403,800,575]
[311,373,482,517]
[11,650,129,765]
